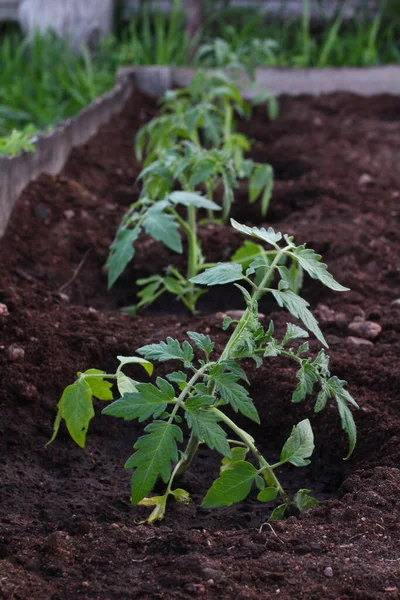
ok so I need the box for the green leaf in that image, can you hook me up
[102,380,174,422]
[117,356,154,376]
[283,323,309,344]
[221,447,248,472]
[231,219,282,246]
[292,360,319,403]
[314,381,330,413]
[143,209,182,254]
[187,331,214,356]
[137,337,194,364]
[126,421,183,504]
[117,372,138,396]
[313,349,330,377]
[81,369,113,401]
[269,504,287,521]
[185,404,231,457]
[202,461,258,508]
[190,262,244,286]
[107,227,140,288]
[271,290,327,347]
[166,371,187,385]
[209,368,260,423]
[291,246,349,292]
[293,489,320,511]
[189,159,216,187]
[231,240,264,269]
[263,339,282,357]
[57,379,94,448]
[280,419,314,467]
[249,163,273,204]
[222,316,234,330]
[327,376,358,459]
[169,191,221,211]
[257,487,278,503]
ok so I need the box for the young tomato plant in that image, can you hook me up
[49,220,358,523]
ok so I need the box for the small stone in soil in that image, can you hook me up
[323,567,333,577]
[0,303,9,316]
[7,344,25,361]
[346,337,374,347]
[391,299,400,308]
[348,320,382,340]
[358,173,374,186]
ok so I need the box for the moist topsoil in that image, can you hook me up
[0,90,400,600]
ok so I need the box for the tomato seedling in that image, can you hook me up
[49,220,357,523]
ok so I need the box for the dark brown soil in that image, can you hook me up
[1,90,400,599]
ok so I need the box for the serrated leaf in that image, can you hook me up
[166,371,187,385]
[102,380,174,422]
[185,405,230,457]
[137,337,194,364]
[280,419,314,467]
[143,209,182,254]
[293,489,319,511]
[269,504,287,521]
[231,219,282,246]
[263,339,282,357]
[219,360,250,384]
[107,227,141,288]
[191,263,244,286]
[202,461,257,508]
[126,421,183,504]
[117,356,154,376]
[291,246,349,292]
[292,360,319,403]
[187,331,214,356]
[314,381,330,413]
[169,191,221,211]
[297,342,310,355]
[117,372,138,396]
[81,369,113,401]
[283,323,309,344]
[57,379,94,448]
[257,487,278,503]
[327,376,358,459]
[271,290,327,347]
[209,368,260,424]
[313,349,330,377]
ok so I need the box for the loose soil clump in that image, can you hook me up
[0,91,400,599]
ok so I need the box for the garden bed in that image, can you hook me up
[0,89,400,599]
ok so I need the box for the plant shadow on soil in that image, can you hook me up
[0,91,400,599]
